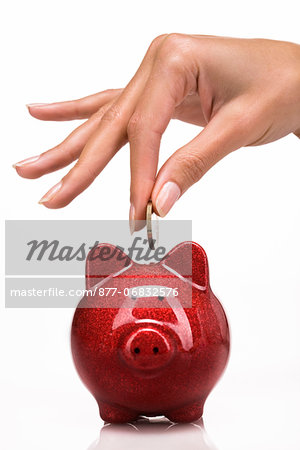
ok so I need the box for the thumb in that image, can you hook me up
[151,101,255,217]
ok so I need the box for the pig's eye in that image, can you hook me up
[157,296,164,301]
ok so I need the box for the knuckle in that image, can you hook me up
[75,160,99,182]
[149,34,168,51]
[158,33,192,69]
[101,103,122,124]
[164,33,187,47]
[64,146,78,164]
[85,164,99,181]
[92,104,109,120]
[71,103,81,118]
[41,145,72,165]
[127,113,145,138]
[178,151,207,184]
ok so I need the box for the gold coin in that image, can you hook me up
[146,200,155,250]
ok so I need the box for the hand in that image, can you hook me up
[14,34,300,231]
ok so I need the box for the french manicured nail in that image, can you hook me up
[12,155,40,169]
[26,103,50,108]
[129,204,135,234]
[38,181,62,204]
[155,181,181,217]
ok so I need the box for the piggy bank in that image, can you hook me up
[71,241,230,423]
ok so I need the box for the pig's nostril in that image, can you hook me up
[124,328,174,370]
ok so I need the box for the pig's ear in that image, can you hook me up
[161,241,209,289]
[86,243,132,289]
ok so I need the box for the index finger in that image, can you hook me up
[127,60,194,231]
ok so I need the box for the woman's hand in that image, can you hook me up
[14,34,300,231]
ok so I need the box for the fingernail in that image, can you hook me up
[26,103,50,108]
[155,181,181,217]
[12,155,40,169]
[38,181,62,204]
[129,204,135,234]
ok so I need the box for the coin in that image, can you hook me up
[146,200,155,250]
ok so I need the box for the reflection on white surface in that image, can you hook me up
[87,417,218,450]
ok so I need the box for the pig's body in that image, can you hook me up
[71,242,230,423]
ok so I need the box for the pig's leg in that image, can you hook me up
[165,401,204,423]
[98,401,139,423]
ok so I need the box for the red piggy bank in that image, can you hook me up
[71,241,230,423]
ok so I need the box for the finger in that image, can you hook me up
[27,89,122,121]
[14,101,114,179]
[151,99,261,217]
[37,36,164,208]
[127,58,193,231]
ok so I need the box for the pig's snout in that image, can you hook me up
[121,328,175,371]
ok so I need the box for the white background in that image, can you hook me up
[1,1,300,449]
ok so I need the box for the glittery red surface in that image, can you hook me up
[71,241,230,423]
